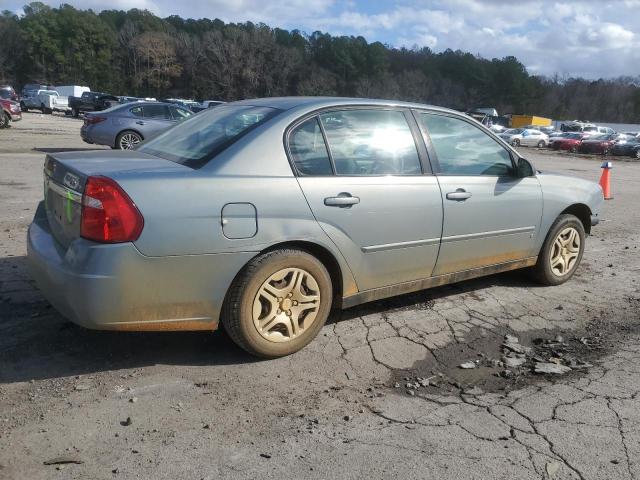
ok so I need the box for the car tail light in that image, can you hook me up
[81,176,144,243]
[84,116,106,126]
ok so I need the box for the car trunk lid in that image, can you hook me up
[43,150,189,249]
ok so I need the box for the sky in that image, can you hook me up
[2,0,639,79]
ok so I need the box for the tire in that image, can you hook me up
[0,112,9,129]
[20,101,27,112]
[635,149,640,159]
[116,130,143,150]
[537,140,545,148]
[570,146,578,153]
[511,139,520,147]
[72,108,79,118]
[222,249,333,358]
[531,214,585,286]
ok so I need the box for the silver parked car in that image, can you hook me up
[499,128,549,148]
[80,102,193,150]
[28,97,603,358]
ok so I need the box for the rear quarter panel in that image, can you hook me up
[113,115,358,296]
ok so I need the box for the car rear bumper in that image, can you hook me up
[27,202,254,331]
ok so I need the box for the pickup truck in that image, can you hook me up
[69,91,120,117]
[0,98,21,128]
[20,89,70,114]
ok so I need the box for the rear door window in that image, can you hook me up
[289,118,333,176]
[319,109,422,175]
[130,106,143,117]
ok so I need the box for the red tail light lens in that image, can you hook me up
[84,116,106,125]
[81,176,144,243]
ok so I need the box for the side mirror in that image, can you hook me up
[515,158,535,178]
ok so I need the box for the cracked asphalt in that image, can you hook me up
[1,113,639,479]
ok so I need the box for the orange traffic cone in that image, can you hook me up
[599,161,613,200]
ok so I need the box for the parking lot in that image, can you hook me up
[1,113,640,479]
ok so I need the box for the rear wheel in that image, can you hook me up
[20,101,27,112]
[0,112,9,129]
[635,149,640,159]
[570,145,578,153]
[116,130,142,150]
[222,249,333,358]
[531,214,585,286]
[537,140,545,148]
[72,108,79,118]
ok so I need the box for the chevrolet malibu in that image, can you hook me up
[28,97,604,358]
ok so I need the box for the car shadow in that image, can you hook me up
[335,269,537,323]
[1,254,539,383]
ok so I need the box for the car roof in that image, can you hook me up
[227,96,458,114]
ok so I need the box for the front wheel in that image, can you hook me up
[570,145,578,153]
[511,139,520,147]
[634,149,640,159]
[116,130,142,150]
[0,112,9,129]
[537,140,545,148]
[531,214,585,286]
[72,108,79,118]
[222,249,333,358]
[20,101,27,112]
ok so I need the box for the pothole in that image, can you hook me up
[389,313,640,397]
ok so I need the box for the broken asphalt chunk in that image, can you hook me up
[534,362,572,375]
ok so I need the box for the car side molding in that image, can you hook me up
[342,256,538,309]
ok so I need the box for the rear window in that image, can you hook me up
[138,105,281,168]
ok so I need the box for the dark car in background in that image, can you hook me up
[69,91,121,117]
[0,98,21,128]
[0,85,18,101]
[578,134,618,154]
[611,138,640,158]
[81,101,192,149]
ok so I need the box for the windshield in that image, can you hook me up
[0,90,11,99]
[138,105,281,168]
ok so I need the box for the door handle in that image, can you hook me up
[324,193,360,207]
[136,120,145,125]
[446,188,472,201]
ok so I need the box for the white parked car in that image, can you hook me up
[21,89,70,114]
[499,128,549,148]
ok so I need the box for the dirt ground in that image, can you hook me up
[1,112,639,480]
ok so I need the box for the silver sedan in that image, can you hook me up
[499,128,549,148]
[28,97,603,358]
[80,101,193,150]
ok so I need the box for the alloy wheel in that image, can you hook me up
[252,267,321,343]
[549,227,581,277]
[119,132,141,150]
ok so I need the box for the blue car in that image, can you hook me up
[80,101,193,150]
